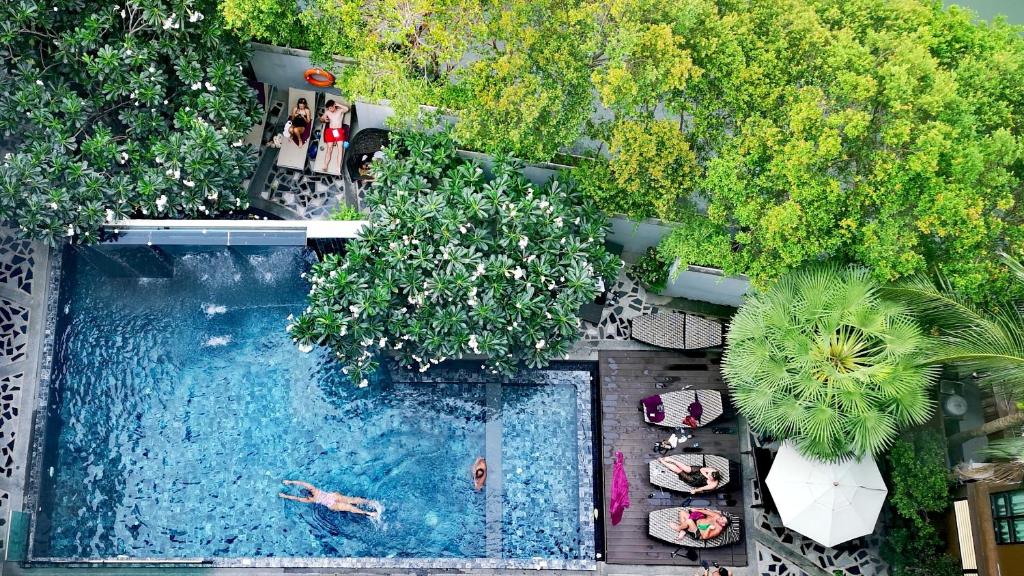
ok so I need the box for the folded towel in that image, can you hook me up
[640,394,665,423]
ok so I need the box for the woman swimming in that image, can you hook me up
[472,457,487,491]
[278,480,381,518]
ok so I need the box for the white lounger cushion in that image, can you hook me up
[276,88,317,170]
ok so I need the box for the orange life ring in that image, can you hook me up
[304,68,335,88]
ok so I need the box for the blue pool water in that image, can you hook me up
[33,245,589,560]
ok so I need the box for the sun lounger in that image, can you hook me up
[313,102,351,176]
[641,389,724,428]
[648,508,741,548]
[649,454,731,493]
[276,88,317,170]
[243,82,271,148]
[630,312,723,349]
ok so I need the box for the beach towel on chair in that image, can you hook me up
[610,451,630,526]
[683,392,704,427]
[640,395,665,423]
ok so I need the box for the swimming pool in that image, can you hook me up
[29,244,595,568]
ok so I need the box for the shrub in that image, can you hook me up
[328,205,363,221]
[658,213,739,274]
[0,0,260,244]
[887,429,951,518]
[629,247,670,293]
[882,429,956,576]
[288,130,621,383]
[723,264,938,461]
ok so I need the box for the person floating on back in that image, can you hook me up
[278,479,381,518]
[472,457,487,491]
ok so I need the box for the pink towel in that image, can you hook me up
[610,450,630,526]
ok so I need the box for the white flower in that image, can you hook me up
[162,14,176,29]
[554,217,563,227]
[188,10,204,22]
[35,80,43,86]
[206,191,218,200]
[539,200,549,209]
[512,267,525,280]
[183,179,195,188]
[204,81,216,92]
[468,335,480,353]
[125,49,132,56]
[358,379,368,388]
[297,343,313,353]
[191,81,202,90]
[120,9,126,17]
[118,152,129,164]
[459,225,467,233]
[105,209,115,223]
[155,195,168,211]
[66,224,74,236]
[518,236,528,249]
[49,202,59,210]
[476,263,486,276]
[379,337,387,348]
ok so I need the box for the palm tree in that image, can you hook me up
[885,254,1024,445]
[723,264,938,462]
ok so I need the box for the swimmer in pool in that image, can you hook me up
[472,457,487,491]
[278,480,381,518]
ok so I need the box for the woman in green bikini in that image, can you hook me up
[670,507,728,541]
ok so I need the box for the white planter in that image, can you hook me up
[663,259,749,307]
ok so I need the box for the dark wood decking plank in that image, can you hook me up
[598,349,748,567]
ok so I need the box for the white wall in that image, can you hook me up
[249,43,353,96]
[663,262,749,307]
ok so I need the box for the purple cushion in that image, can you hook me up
[640,395,665,423]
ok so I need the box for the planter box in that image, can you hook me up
[663,260,749,307]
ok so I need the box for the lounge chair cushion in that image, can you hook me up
[643,389,723,428]
[649,454,731,493]
[648,508,741,548]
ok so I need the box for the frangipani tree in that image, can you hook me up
[0,0,259,244]
[724,264,938,462]
[288,130,620,383]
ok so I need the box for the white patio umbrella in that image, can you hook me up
[765,441,888,547]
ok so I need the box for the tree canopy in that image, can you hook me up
[223,0,1024,302]
[723,264,937,461]
[1,0,260,244]
[288,130,620,383]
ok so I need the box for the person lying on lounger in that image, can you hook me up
[670,507,728,541]
[278,480,381,518]
[658,456,721,493]
[288,98,312,145]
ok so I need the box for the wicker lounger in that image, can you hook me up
[630,312,723,350]
[650,454,731,493]
[648,508,741,548]
[643,389,724,428]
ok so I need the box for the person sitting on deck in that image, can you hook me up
[658,456,721,493]
[278,480,381,518]
[472,457,487,491]
[670,507,728,541]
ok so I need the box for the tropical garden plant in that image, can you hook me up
[628,247,669,294]
[220,0,1024,302]
[723,264,938,461]
[0,0,260,244]
[882,429,959,576]
[288,130,620,384]
[886,253,1024,481]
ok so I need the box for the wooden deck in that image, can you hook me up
[599,349,748,567]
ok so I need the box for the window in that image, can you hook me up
[991,490,1024,544]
